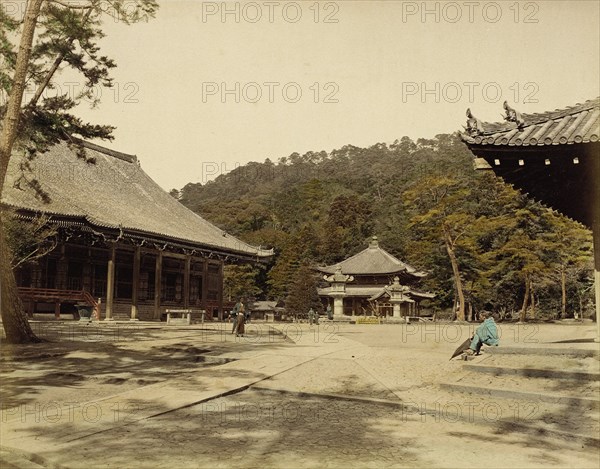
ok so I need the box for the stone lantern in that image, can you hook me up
[323,267,354,319]
[387,276,410,319]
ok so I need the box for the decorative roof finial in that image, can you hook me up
[369,236,379,248]
[503,101,525,128]
[465,108,484,136]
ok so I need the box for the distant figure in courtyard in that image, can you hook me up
[235,306,246,337]
[465,311,499,356]
[326,305,333,321]
[308,307,317,325]
[231,299,243,334]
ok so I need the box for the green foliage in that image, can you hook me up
[176,133,594,319]
[284,263,323,319]
[223,264,262,302]
[2,209,57,269]
[1,0,159,196]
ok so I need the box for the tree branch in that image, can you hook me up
[28,5,95,107]
[49,0,94,10]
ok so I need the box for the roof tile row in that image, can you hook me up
[462,97,600,147]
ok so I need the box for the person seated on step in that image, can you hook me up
[465,311,499,356]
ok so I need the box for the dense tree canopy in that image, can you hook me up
[178,134,594,320]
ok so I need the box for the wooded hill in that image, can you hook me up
[174,133,594,320]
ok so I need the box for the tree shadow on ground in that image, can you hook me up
[24,387,429,468]
[0,323,293,408]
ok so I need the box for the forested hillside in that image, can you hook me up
[175,133,594,320]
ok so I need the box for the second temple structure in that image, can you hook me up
[317,237,434,320]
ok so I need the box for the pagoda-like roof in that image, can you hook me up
[461,97,599,147]
[317,237,426,277]
[2,141,273,260]
[460,98,599,229]
[317,285,434,301]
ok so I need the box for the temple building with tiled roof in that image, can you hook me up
[317,237,434,319]
[461,98,599,228]
[2,140,273,321]
[460,97,599,338]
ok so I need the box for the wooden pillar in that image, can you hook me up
[593,146,600,342]
[104,244,116,321]
[131,246,141,320]
[183,255,191,309]
[201,258,208,312]
[218,260,224,321]
[154,251,163,320]
[593,217,600,342]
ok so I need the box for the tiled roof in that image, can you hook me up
[318,285,433,301]
[461,97,600,147]
[319,286,383,297]
[317,237,426,277]
[2,141,273,258]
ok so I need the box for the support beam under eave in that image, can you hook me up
[183,255,191,310]
[202,259,208,313]
[105,244,116,321]
[218,260,224,321]
[593,144,600,343]
[154,251,163,320]
[131,246,140,321]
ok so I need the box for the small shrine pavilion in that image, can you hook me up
[461,97,599,337]
[317,237,434,319]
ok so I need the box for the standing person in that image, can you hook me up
[308,307,315,325]
[231,299,242,334]
[326,304,333,321]
[236,304,246,337]
[465,311,499,355]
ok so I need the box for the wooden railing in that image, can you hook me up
[17,287,100,320]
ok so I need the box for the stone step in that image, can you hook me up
[463,364,600,382]
[488,347,599,358]
[440,382,600,410]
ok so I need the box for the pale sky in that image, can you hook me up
[60,0,600,190]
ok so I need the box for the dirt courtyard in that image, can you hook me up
[1,320,598,468]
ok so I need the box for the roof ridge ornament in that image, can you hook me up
[369,236,379,248]
[465,108,484,136]
[503,101,525,129]
[323,266,354,284]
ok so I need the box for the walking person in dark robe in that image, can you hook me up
[231,299,242,334]
[235,305,246,337]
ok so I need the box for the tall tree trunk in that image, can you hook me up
[0,0,45,343]
[444,229,465,321]
[1,212,41,343]
[561,266,567,319]
[519,274,530,322]
[529,280,535,319]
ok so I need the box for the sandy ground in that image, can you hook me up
[0,320,598,468]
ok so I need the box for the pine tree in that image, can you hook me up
[0,1,158,343]
[285,263,322,321]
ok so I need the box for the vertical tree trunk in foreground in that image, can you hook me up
[0,213,41,342]
[0,0,45,343]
